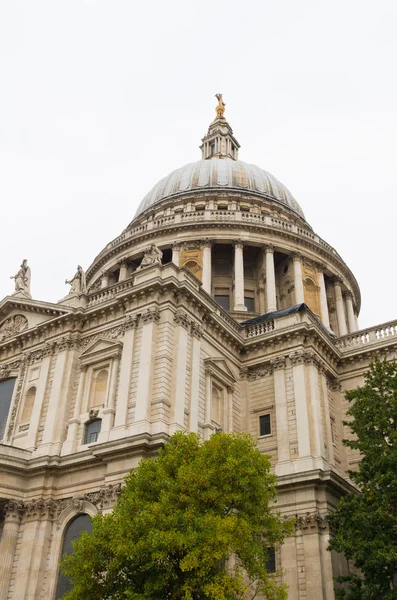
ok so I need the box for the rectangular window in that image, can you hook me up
[259,414,271,436]
[265,548,276,573]
[244,296,255,312]
[215,295,230,311]
[0,378,16,440]
[210,143,215,155]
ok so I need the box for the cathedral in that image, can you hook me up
[0,96,394,600]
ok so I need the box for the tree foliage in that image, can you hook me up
[328,359,397,599]
[61,431,293,600]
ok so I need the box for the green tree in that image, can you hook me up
[328,359,397,599]
[61,432,293,600]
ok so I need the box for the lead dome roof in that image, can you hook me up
[134,158,305,220]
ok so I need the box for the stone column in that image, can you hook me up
[233,240,247,311]
[265,245,277,312]
[0,500,24,600]
[354,311,359,331]
[119,260,128,281]
[99,352,121,441]
[101,270,109,289]
[111,314,138,438]
[202,240,212,294]
[317,266,330,328]
[189,323,202,432]
[170,309,190,434]
[62,363,87,455]
[271,356,291,474]
[133,307,160,433]
[203,367,212,440]
[171,242,181,267]
[344,290,357,333]
[293,253,304,304]
[334,278,347,336]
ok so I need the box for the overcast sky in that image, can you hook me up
[1,1,396,329]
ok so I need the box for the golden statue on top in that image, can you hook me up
[215,93,226,119]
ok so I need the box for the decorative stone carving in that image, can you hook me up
[124,314,138,330]
[0,365,11,380]
[239,368,249,380]
[4,499,25,521]
[137,244,163,270]
[191,322,203,339]
[295,511,329,532]
[81,325,127,349]
[88,279,101,293]
[174,309,190,330]
[270,356,286,370]
[89,409,99,419]
[56,335,81,353]
[289,349,319,367]
[141,308,160,324]
[7,360,27,440]
[65,265,87,295]
[29,342,55,363]
[10,259,31,298]
[0,315,28,342]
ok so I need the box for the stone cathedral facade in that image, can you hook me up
[0,97,396,599]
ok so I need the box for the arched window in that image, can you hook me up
[84,419,102,444]
[0,377,16,440]
[55,513,93,599]
[88,368,108,409]
[21,386,36,422]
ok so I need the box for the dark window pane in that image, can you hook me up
[55,514,93,599]
[0,378,16,440]
[259,414,271,436]
[245,296,255,312]
[266,548,276,572]
[84,419,102,444]
[215,295,230,311]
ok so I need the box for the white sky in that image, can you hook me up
[1,0,396,329]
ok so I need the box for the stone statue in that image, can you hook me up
[215,93,226,119]
[10,259,31,298]
[137,244,163,270]
[65,265,86,295]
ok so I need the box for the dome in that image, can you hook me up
[135,158,305,219]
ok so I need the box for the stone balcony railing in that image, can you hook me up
[335,321,397,351]
[101,209,339,259]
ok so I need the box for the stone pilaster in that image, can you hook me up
[0,500,25,600]
[271,356,291,474]
[170,309,190,434]
[171,242,182,267]
[133,308,160,434]
[99,351,121,442]
[189,322,202,432]
[62,363,88,455]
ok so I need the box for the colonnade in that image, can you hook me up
[171,241,358,335]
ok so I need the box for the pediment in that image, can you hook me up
[0,297,71,343]
[204,357,236,387]
[79,337,123,364]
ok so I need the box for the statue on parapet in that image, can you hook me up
[215,93,226,119]
[10,259,31,298]
[137,244,163,270]
[65,265,87,295]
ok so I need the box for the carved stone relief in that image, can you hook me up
[0,315,28,342]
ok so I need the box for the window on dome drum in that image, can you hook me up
[215,295,230,311]
[210,143,215,155]
[259,414,271,436]
[0,378,16,440]
[266,548,276,573]
[244,296,255,312]
[55,514,93,599]
[84,419,102,444]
